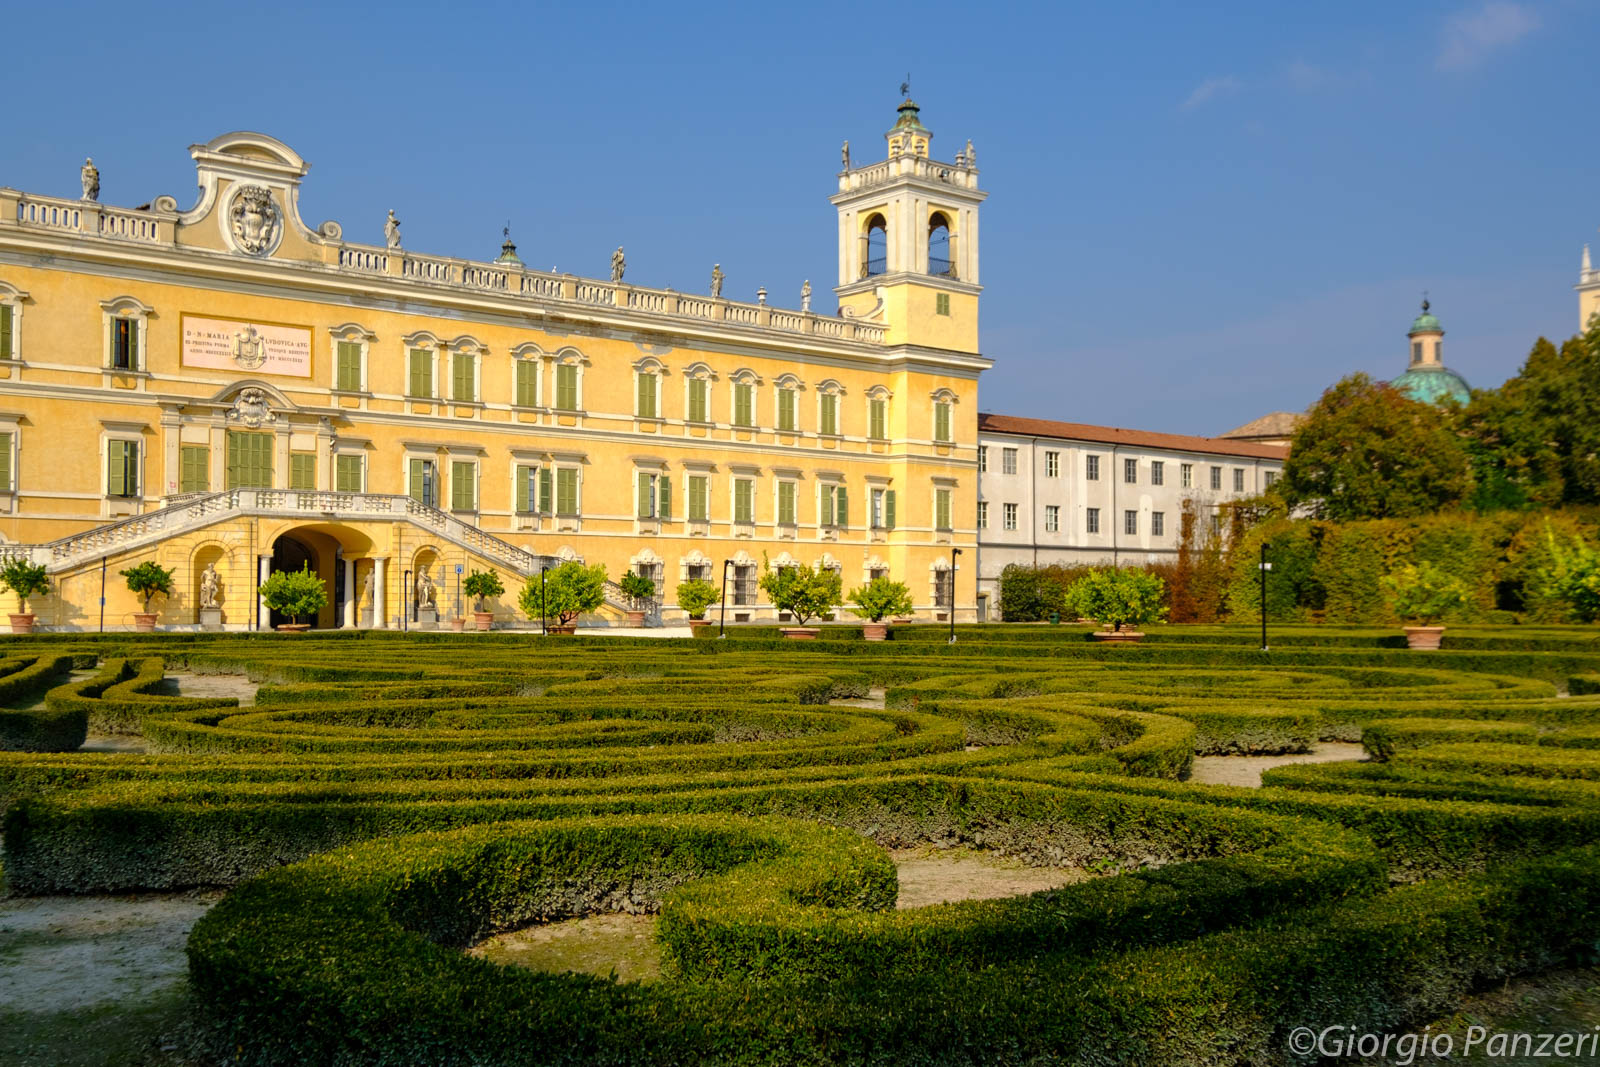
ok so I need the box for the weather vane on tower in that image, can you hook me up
[900,73,911,98]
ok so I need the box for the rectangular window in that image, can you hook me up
[289,452,316,491]
[0,305,12,361]
[1125,509,1138,535]
[688,474,709,521]
[452,354,476,403]
[935,488,951,531]
[107,439,138,497]
[1044,504,1059,532]
[1152,511,1165,537]
[733,563,756,606]
[1124,458,1138,484]
[1086,454,1100,481]
[555,467,579,515]
[777,387,797,432]
[515,360,538,407]
[405,348,430,398]
[1151,460,1164,486]
[733,382,754,428]
[1181,462,1194,489]
[1265,470,1278,489]
[821,484,847,527]
[688,379,709,423]
[112,318,138,371]
[1210,466,1222,491]
[936,292,950,316]
[868,398,887,441]
[977,445,988,473]
[1001,447,1018,475]
[734,478,754,523]
[336,454,364,493]
[179,445,209,494]
[335,341,363,392]
[1044,450,1059,477]
[555,364,578,411]
[1003,503,1018,531]
[1210,512,1222,538]
[933,402,951,443]
[1412,341,1422,364]
[977,500,987,529]
[819,393,838,436]
[408,458,437,508]
[869,488,898,530]
[0,433,11,491]
[636,372,658,419]
[513,464,538,512]
[225,431,273,490]
[637,472,659,518]
[1086,507,1100,534]
[1233,468,1245,492]
[450,461,476,511]
[777,480,796,525]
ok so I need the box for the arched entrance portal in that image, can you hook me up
[263,524,376,630]
[269,534,317,629]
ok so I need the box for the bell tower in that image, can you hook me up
[831,98,986,353]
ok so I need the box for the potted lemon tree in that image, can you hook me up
[759,558,841,639]
[618,571,656,627]
[462,570,504,632]
[259,564,328,632]
[1381,562,1470,650]
[847,576,914,641]
[520,561,607,634]
[119,561,175,633]
[676,578,720,633]
[1066,567,1167,643]
[0,557,49,634]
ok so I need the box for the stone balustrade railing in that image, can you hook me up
[838,155,978,195]
[5,189,888,346]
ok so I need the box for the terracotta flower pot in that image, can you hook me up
[275,623,310,633]
[450,617,466,632]
[862,622,888,642]
[687,618,711,633]
[625,610,646,627]
[546,623,576,636]
[8,613,35,635]
[474,611,494,632]
[132,612,158,633]
[1089,625,1145,643]
[1403,625,1445,650]
[780,627,820,640]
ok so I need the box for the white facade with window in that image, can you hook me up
[975,413,1286,613]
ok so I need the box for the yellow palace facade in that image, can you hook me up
[0,101,989,630]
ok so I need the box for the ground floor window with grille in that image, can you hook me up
[634,561,663,595]
[686,562,711,583]
[934,567,954,609]
[732,563,757,606]
[869,566,889,582]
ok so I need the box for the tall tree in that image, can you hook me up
[1456,338,1568,512]
[1277,373,1471,521]
[1483,327,1600,507]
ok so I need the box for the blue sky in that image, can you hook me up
[5,1,1594,434]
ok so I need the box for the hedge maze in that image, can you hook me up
[4,626,1600,1064]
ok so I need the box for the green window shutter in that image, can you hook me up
[129,321,139,370]
[637,472,653,518]
[556,468,578,515]
[556,365,577,410]
[226,432,272,489]
[289,453,316,490]
[516,361,537,407]
[734,383,752,427]
[836,485,848,527]
[688,379,706,423]
[452,354,474,402]
[0,433,12,491]
[107,439,136,497]
[937,489,951,531]
[778,481,795,525]
[0,306,12,361]
[179,445,208,493]
[885,489,897,530]
[409,349,431,398]
[538,466,553,513]
[820,394,837,436]
[777,389,795,431]
[336,342,362,391]
[515,465,532,513]
[821,486,834,527]
[870,399,886,440]
[409,458,426,503]
[451,461,475,511]
[689,476,707,521]
[637,373,656,418]
[735,480,752,523]
[935,403,950,442]
[658,476,671,520]
[336,454,363,493]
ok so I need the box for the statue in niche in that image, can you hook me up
[199,563,221,610]
[841,140,850,170]
[801,280,812,313]
[358,571,373,609]
[416,571,437,610]
[710,264,724,298]
[610,246,626,283]
[384,209,402,249]
[81,158,100,201]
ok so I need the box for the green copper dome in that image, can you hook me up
[1391,365,1471,406]
[1409,298,1441,334]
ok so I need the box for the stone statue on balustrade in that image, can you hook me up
[81,158,99,201]
[801,280,812,313]
[841,140,850,170]
[385,210,402,249]
[611,246,626,283]
[199,563,221,609]
[710,264,724,299]
[965,139,976,167]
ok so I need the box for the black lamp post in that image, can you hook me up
[948,548,962,645]
[540,565,549,636]
[719,559,733,639]
[402,569,411,634]
[1259,544,1272,652]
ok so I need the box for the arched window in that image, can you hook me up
[928,213,952,277]
[864,215,887,277]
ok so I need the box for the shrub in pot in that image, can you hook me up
[1381,562,1470,650]
[1065,567,1167,641]
[759,556,840,638]
[847,577,913,641]
[676,578,720,630]
[0,557,49,634]
[462,570,505,631]
[618,571,656,627]
[520,561,607,633]
[259,564,328,632]
[119,560,174,633]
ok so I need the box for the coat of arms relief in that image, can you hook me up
[228,185,280,256]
